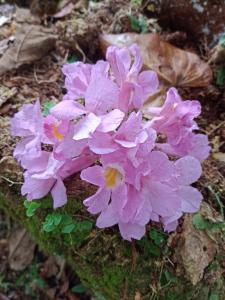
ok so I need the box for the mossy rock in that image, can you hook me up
[0,181,225,300]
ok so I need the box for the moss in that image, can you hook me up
[1,185,225,300]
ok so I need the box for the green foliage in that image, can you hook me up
[42,213,93,246]
[219,33,225,48]
[160,270,178,286]
[192,213,209,230]
[67,54,79,64]
[129,14,148,33]
[192,213,225,231]
[71,283,87,294]
[149,228,167,245]
[0,275,12,292]
[216,68,225,86]
[16,263,46,298]
[43,101,56,116]
[137,236,161,257]
[24,200,41,217]
[209,293,219,300]
[131,0,142,6]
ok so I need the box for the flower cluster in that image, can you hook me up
[11,44,210,241]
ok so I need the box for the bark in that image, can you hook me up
[0,180,225,300]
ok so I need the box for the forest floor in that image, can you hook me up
[0,0,225,299]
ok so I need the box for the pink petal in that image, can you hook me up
[148,181,181,217]
[174,156,202,185]
[138,70,159,97]
[89,132,118,154]
[119,222,145,241]
[148,151,174,181]
[81,166,104,187]
[73,113,101,140]
[84,188,110,214]
[51,100,86,120]
[51,178,67,209]
[96,204,119,228]
[97,109,125,133]
[22,172,54,200]
[177,186,202,213]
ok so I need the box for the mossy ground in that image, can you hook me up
[1,183,225,300]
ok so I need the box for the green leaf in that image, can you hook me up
[209,293,219,300]
[67,54,78,63]
[129,15,141,32]
[219,33,225,48]
[43,101,56,116]
[192,213,209,230]
[138,14,148,33]
[24,200,30,208]
[149,228,167,245]
[52,214,63,226]
[71,283,86,294]
[216,68,225,86]
[148,242,161,257]
[129,14,148,33]
[61,223,76,234]
[60,214,74,226]
[43,223,56,232]
[78,220,93,232]
[131,0,142,6]
[164,270,178,284]
[24,200,41,217]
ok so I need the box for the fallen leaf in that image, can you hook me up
[0,36,15,57]
[0,156,23,182]
[100,33,212,88]
[0,85,17,107]
[41,256,59,279]
[0,25,57,75]
[212,152,225,162]
[8,228,36,271]
[173,203,218,285]
[54,2,75,18]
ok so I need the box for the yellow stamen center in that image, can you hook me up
[53,124,64,140]
[104,167,123,188]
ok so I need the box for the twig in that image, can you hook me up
[15,27,33,65]
[0,176,23,186]
[208,120,225,136]
[207,185,224,219]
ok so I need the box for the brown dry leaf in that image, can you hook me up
[0,25,57,75]
[0,85,17,107]
[174,204,218,285]
[209,44,225,66]
[53,2,75,18]
[212,152,225,162]
[8,228,36,271]
[100,33,212,88]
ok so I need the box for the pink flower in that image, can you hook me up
[22,152,96,208]
[44,115,69,144]
[150,88,201,143]
[62,62,92,100]
[150,88,210,161]
[51,61,119,120]
[106,44,159,112]
[162,156,203,231]
[11,100,48,161]
[157,132,210,162]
